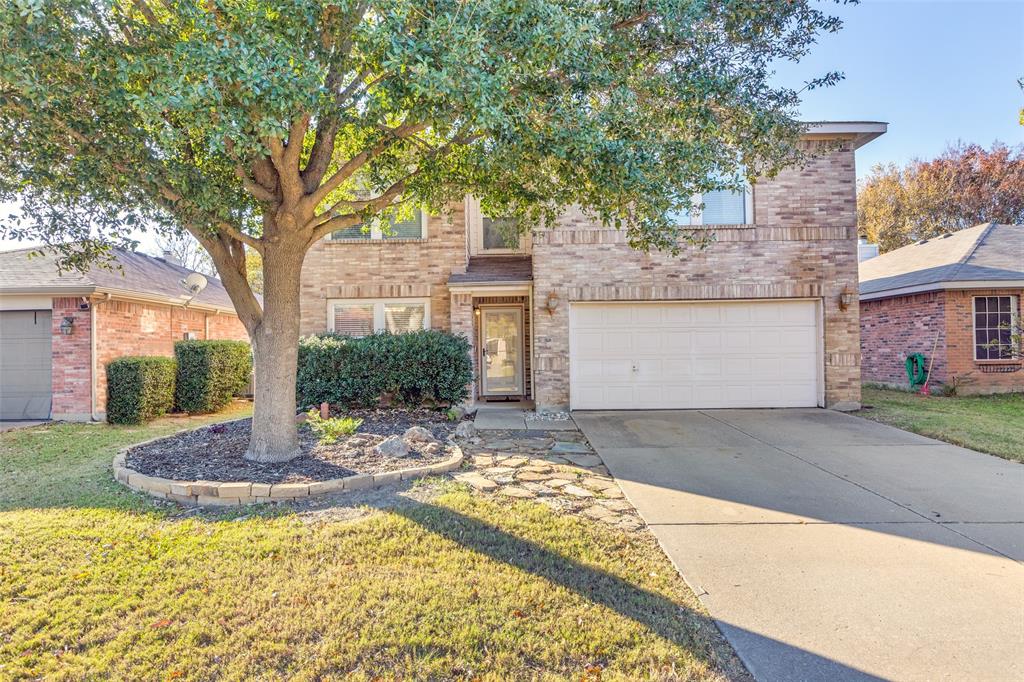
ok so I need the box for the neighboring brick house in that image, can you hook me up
[301,121,887,412]
[0,247,248,421]
[859,223,1024,394]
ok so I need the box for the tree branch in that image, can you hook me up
[305,122,428,210]
[308,175,413,243]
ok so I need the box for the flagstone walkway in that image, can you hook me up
[454,429,644,532]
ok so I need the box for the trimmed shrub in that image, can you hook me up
[106,356,177,425]
[174,340,253,414]
[297,330,473,408]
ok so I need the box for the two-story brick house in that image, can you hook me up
[300,121,887,412]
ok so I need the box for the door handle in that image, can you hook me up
[631,363,639,373]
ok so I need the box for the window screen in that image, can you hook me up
[384,303,426,333]
[332,304,374,337]
[701,189,747,225]
[482,216,520,250]
[974,296,1018,360]
[382,209,424,240]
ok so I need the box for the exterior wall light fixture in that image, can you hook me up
[838,286,856,312]
[59,316,75,335]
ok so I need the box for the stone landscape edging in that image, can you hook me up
[112,427,464,507]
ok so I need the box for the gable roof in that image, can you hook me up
[859,223,1024,300]
[0,246,242,313]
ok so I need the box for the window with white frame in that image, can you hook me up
[330,208,427,241]
[328,299,430,336]
[667,186,753,227]
[973,295,1019,360]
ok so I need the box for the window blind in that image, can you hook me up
[701,189,747,225]
[384,303,426,333]
[333,304,374,337]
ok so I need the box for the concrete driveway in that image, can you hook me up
[574,409,1024,682]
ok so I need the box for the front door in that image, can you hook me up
[480,307,524,396]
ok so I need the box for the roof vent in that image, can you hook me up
[162,249,181,266]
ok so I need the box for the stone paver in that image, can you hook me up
[453,427,645,533]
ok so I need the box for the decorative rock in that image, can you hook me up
[454,472,499,492]
[403,426,437,443]
[448,406,468,420]
[546,478,572,489]
[598,499,633,512]
[483,466,515,476]
[550,442,593,454]
[472,455,495,467]
[521,482,557,496]
[217,482,252,498]
[499,486,536,499]
[422,442,444,455]
[515,471,550,482]
[582,505,615,520]
[374,435,410,458]
[561,484,595,498]
[454,421,478,440]
[582,477,617,491]
[480,439,514,449]
[602,488,624,499]
[503,456,529,468]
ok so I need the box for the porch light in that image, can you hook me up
[838,286,856,312]
[59,316,75,335]
[545,291,560,315]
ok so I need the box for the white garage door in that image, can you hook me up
[569,300,821,410]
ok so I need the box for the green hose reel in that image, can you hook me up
[905,353,928,387]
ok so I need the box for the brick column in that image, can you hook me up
[450,291,477,404]
[51,297,94,421]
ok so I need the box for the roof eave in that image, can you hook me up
[802,121,888,149]
[860,279,1024,301]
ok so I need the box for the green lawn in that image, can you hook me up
[0,406,744,681]
[858,387,1024,463]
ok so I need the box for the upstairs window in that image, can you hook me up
[668,186,753,227]
[481,216,521,251]
[328,299,430,337]
[974,296,1019,360]
[331,208,426,241]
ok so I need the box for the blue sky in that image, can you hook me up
[773,0,1024,178]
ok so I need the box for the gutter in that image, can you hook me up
[0,285,238,315]
[859,278,1024,301]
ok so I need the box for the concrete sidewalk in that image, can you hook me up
[575,409,1024,682]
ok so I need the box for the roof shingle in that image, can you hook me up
[0,246,241,311]
[859,224,1024,297]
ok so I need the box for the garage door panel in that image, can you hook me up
[570,301,820,410]
[0,310,52,420]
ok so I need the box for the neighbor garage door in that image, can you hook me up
[569,300,820,410]
[0,310,52,420]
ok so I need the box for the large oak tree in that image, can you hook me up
[1,0,847,461]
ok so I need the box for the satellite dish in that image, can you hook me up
[181,272,208,295]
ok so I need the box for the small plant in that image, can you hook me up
[304,409,362,445]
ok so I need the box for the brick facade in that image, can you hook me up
[51,297,94,421]
[50,295,249,420]
[299,205,468,336]
[300,138,866,410]
[532,141,862,410]
[861,288,1024,394]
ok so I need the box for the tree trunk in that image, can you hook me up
[244,241,305,463]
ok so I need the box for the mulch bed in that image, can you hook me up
[126,407,465,484]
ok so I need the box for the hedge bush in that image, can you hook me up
[297,330,473,408]
[174,340,253,414]
[106,356,177,425]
